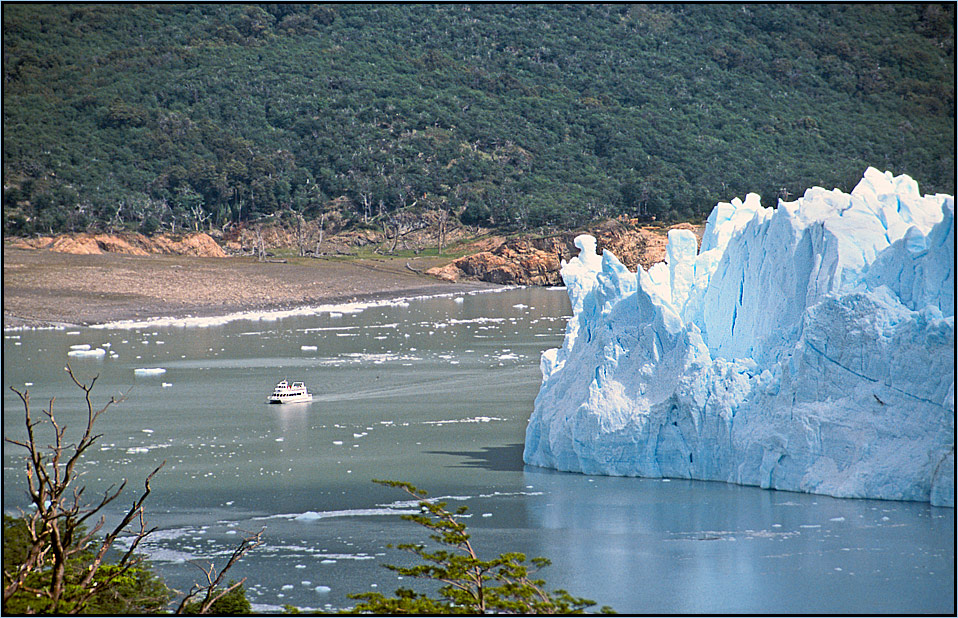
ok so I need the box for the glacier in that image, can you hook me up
[524,168,955,507]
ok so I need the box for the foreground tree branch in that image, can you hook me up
[3,366,262,614]
[347,480,614,614]
[4,366,164,614]
[174,528,264,614]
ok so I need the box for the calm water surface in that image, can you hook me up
[3,288,954,613]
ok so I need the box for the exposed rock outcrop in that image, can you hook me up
[428,219,701,286]
[429,238,565,286]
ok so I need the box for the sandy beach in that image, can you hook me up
[2,247,495,328]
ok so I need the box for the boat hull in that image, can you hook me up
[269,394,313,404]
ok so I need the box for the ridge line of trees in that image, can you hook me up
[3,4,954,236]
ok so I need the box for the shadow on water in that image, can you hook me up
[428,443,526,472]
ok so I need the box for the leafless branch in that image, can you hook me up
[174,528,264,614]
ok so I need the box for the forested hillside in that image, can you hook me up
[3,3,954,236]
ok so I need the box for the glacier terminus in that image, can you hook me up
[524,168,955,507]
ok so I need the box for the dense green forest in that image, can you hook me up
[3,3,954,236]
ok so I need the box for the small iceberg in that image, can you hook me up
[68,348,106,358]
[134,367,167,376]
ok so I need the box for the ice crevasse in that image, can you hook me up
[524,168,955,507]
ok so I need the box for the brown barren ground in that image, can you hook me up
[3,247,493,328]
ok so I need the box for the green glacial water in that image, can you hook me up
[3,287,953,613]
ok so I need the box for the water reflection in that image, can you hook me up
[521,467,955,613]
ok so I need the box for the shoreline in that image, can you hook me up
[2,246,499,329]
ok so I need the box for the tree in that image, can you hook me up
[347,480,614,615]
[3,367,262,615]
[175,535,263,615]
[3,367,164,614]
[181,581,251,614]
[2,515,172,614]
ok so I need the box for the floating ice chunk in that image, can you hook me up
[134,368,166,376]
[161,382,172,387]
[314,586,331,594]
[69,344,91,350]
[301,345,318,351]
[68,348,106,357]
[525,169,954,507]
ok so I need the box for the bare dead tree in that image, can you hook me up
[291,213,313,257]
[189,201,212,232]
[4,367,267,615]
[315,212,326,256]
[4,366,163,614]
[437,207,449,256]
[173,528,264,614]
[253,224,267,262]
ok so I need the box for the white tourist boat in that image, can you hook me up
[269,379,313,404]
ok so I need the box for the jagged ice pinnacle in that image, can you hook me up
[524,168,955,507]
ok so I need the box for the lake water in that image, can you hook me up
[3,287,954,614]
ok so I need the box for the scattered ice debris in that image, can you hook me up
[260,507,420,522]
[423,416,505,426]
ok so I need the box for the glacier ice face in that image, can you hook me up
[524,168,955,506]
